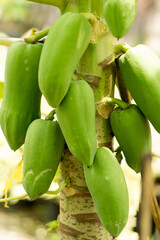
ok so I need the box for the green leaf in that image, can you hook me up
[46,220,58,233]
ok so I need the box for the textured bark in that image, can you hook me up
[58,148,110,240]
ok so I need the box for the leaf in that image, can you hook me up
[3,158,23,207]
[46,220,58,233]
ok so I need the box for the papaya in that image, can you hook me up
[56,80,97,166]
[0,41,42,151]
[23,119,64,200]
[84,147,129,237]
[110,104,151,173]
[38,12,92,108]
[119,44,160,133]
[103,0,137,38]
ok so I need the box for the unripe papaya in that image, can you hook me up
[56,80,97,166]
[39,12,92,108]
[103,0,137,38]
[119,44,160,133]
[110,104,151,173]
[84,147,129,237]
[23,119,64,200]
[0,41,42,151]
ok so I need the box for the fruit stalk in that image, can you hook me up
[25,27,50,43]
[0,37,21,47]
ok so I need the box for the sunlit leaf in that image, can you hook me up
[3,159,23,207]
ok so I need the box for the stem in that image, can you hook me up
[58,148,110,239]
[115,58,132,104]
[25,28,50,44]
[45,109,56,121]
[47,179,70,195]
[0,179,68,204]
[139,153,152,240]
[152,152,160,158]
[0,194,28,203]
[27,0,67,12]
[0,37,22,47]
[104,97,129,109]
[114,43,131,56]
[151,188,160,234]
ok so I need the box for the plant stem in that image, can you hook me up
[152,152,160,159]
[104,97,129,109]
[0,194,28,203]
[45,109,56,121]
[0,179,68,205]
[115,58,132,104]
[139,153,152,240]
[114,43,131,56]
[151,187,160,234]
[27,0,67,12]
[25,28,50,44]
[47,179,69,195]
[0,37,21,47]
[0,27,50,46]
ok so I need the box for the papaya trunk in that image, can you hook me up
[58,148,109,239]
[58,19,115,240]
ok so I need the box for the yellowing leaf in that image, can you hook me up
[3,158,23,207]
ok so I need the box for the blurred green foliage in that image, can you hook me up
[0,0,29,21]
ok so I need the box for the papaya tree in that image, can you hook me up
[0,0,160,239]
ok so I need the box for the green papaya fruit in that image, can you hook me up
[56,80,97,166]
[119,44,160,133]
[39,12,92,108]
[84,147,129,237]
[110,104,151,173]
[23,119,64,200]
[103,0,137,38]
[0,41,42,151]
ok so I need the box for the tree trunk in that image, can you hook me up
[58,1,115,239]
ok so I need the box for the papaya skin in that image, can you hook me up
[119,44,160,133]
[0,41,42,151]
[103,0,137,38]
[56,80,97,166]
[84,147,129,237]
[38,12,92,108]
[23,119,64,200]
[110,104,152,173]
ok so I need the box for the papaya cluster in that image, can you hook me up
[100,0,153,174]
[0,1,159,238]
[0,11,131,238]
[110,43,160,176]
